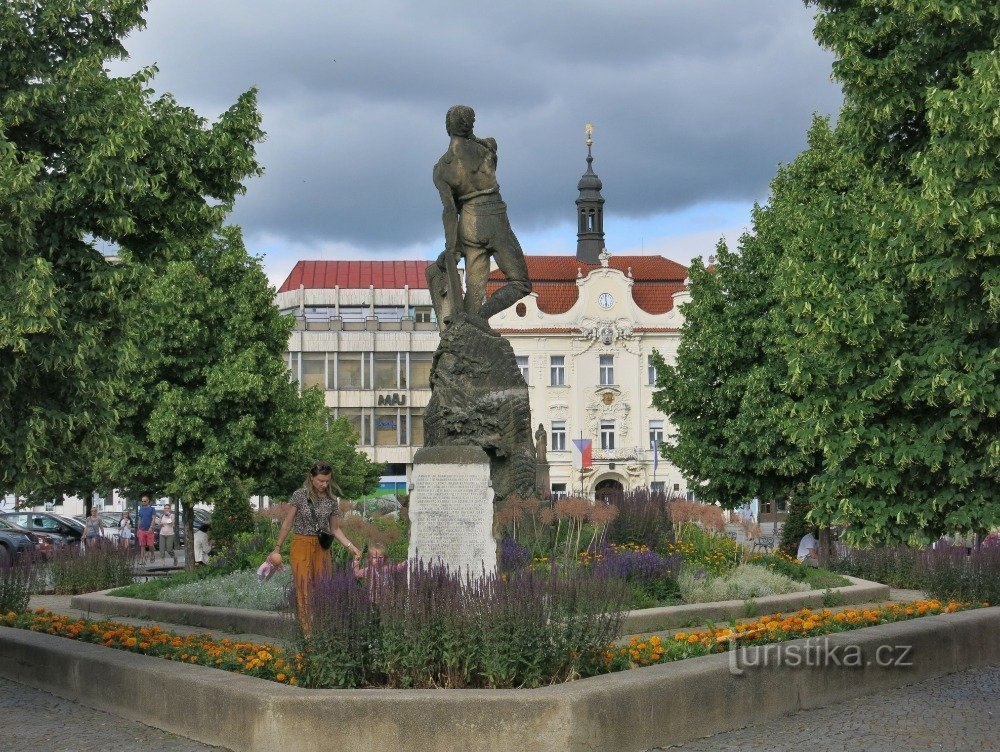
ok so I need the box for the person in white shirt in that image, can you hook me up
[193,523,212,566]
[797,531,819,566]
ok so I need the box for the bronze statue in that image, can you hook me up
[427,105,531,328]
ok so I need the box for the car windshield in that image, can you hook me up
[0,517,31,534]
[54,514,85,531]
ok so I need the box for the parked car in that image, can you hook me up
[0,517,37,565]
[0,511,84,544]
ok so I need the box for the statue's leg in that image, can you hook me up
[462,244,490,316]
[477,217,531,321]
[425,259,453,330]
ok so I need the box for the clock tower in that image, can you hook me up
[576,123,606,265]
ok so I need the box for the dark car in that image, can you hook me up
[0,511,83,544]
[0,516,38,565]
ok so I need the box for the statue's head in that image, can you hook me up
[446,105,476,138]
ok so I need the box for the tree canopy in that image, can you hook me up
[657,2,999,544]
[0,0,262,494]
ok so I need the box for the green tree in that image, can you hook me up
[652,196,817,509]
[262,388,383,504]
[0,1,261,494]
[114,229,305,558]
[777,3,1000,544]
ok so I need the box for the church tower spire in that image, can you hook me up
[576,123,606,264]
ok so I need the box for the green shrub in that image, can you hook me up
[159,569,292,611]
[669,523,744,575]
[679,564,810,603]
[778,498,812,557]
[110,568,213,600]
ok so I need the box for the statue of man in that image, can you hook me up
[427,105,531,327]
[535,422,547,463]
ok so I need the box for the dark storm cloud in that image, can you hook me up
[115,0,841,253]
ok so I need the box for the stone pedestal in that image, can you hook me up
[407,445,497,577]
[535,460,551,497]
[423,314,535,504]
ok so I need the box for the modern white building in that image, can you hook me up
[276,143,694,498]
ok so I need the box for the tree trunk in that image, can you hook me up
[818,526,831,568]
[183,500,196,571]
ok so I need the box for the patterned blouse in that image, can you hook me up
[290,487,340,535]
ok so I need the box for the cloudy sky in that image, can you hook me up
[111,0,843,287]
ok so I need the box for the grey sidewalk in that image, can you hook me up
[654,665,1000,752]
[0,676,229,752]
[4,667,996,751]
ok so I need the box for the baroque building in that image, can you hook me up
[275,138,693,498]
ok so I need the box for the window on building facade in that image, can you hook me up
[551,420,566,451]
[338,408,371,445]
[374,408,402,445]
[412,306,433,323]
[516,355,529,384]
[410,352,433,389]
[374,351,400,390]
[648,354,658,385]
[649,419,664,449]
[301,353,325,389]
[337,352,365,389]
[551,483,567,499]
[600,420,615,450]
[374,306,404,322]
[286,352,300,384]
[651,481,665,494]
[338,306,367,322]
[410,408,424,446]
[550,355,565,386]
[599,354,614,385]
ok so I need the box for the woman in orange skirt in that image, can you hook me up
[270,462,361,626]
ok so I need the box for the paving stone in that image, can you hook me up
[651,666,1000,752]
[0,677,229,752]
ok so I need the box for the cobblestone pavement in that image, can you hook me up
[654,666,1000,752]
[0,677,230,752]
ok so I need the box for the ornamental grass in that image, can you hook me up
[833,545,1000,604]
[1,607,297,684]
[296,561,630,689]
[607,599,985,670]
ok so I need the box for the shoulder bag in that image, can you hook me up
[306,499,334,550]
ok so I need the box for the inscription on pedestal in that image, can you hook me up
[408,448,496,578]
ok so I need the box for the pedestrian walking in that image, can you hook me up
[136,496,156,565]
[82,507,103,550]
[158,505,177,566]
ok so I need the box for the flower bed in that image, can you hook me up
[3,597,986,691]
[608,599,985,669]
[1,607,298,685]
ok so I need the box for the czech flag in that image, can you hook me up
[572,439,592,470]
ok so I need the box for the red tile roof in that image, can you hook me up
[279,255,688,315]
[490,255,688,283]
[488,255,688,315]
[277,260,433,293]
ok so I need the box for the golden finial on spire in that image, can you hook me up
[585,122,593,147]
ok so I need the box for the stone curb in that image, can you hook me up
[2,607,997,751]
[621,575,890,633]
[72,576,888,641]
[70,589,297,640]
